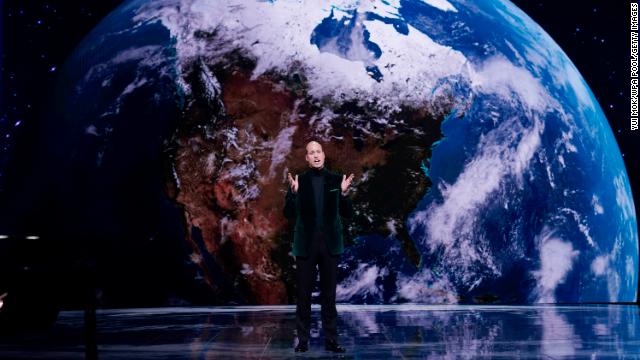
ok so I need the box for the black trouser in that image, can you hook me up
[295,230,339,343]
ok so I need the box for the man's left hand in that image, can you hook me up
[341,173,354,195]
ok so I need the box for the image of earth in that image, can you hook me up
[26,0,638,305]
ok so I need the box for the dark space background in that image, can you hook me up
[0,1,638,306]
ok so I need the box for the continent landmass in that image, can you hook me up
[164,48,455,304]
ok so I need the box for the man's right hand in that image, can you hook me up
[287,172,299,193]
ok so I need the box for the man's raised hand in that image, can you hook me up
[287,172,299,193]
[341,173,354,194]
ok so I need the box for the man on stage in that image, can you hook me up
[284,140,354,353]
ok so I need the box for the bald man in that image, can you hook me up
[284,140,354,353]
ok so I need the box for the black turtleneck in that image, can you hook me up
[310,167,324,231]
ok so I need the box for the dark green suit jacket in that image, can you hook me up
[283,167,354,256]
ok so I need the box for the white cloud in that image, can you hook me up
[614,172,635,221]
[558,208,595,248]
[592,194,604,215]
[470,55,552,112]
[422,0,458,12]
[85,125,100,136]
[394,268,458,303]
[531,226,579,303]
[626,256,636,294]
[590,255,609,276]
[561,59,595,112]
[559,130,577,153]
[240,263,253,275]
[590,234,627,301]
[607,270,620,302]
[268,126,297,179]
[336,263,385,302]
[137,0,469,113]
[84,45,163,82]
[408,115,543,287]
[121,77,148,96]
[493,1,595,113]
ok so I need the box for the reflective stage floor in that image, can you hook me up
[0,304,639,359]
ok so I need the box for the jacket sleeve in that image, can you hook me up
[283,186,298,220]
[339,193,354,218]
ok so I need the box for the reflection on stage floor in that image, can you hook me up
[0,304,638,359]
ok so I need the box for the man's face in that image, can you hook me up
[305,141,325,169]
